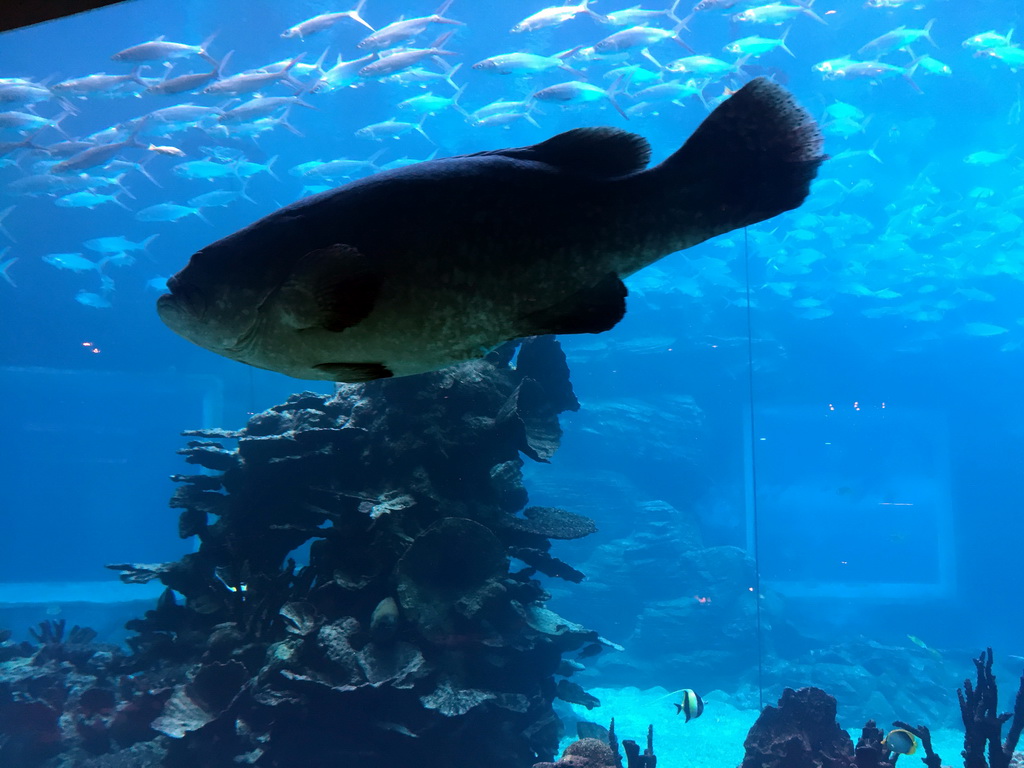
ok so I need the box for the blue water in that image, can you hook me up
[2,0,1024,757]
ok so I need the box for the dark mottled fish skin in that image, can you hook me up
[158,78,825,382]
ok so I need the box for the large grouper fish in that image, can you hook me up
[158,77,825,382]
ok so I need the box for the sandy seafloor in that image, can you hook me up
[563,687,966,767]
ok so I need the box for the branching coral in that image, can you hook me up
[959,648,1024,768]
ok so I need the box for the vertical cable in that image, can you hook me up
[742,226,765,711]
[247,367,256,419]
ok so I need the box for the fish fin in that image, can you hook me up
[659,77,825,232]
[519,272,627,336]
[314,362,393,382]
[280,243,381,332]
[501,127,651,176]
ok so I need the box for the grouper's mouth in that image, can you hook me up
[157,277,209,344]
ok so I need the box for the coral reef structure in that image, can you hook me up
[2,337,609,768]
[533,720,656,768]
[739,650,1024,768]
[741,686,856,768]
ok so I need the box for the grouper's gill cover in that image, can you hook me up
[157,77,825,382]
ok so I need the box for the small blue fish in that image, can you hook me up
[43,252,101,272]
[531,80,628,119]
[188,189,253,208]
[54,190,129,210]
[84,234,158,254]
[136,203,209,223]
[76,289,112,309]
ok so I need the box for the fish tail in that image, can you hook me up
[582,0,607,24]
[641,48,664,73]
[277,108,305,137]
[414,115,434,143]
[215,51,233,79]
[431,30,456,50]
[130,66,148,87]
[0,254,17,288]
[795,0,828,25]
[265,155,280,180]
[140,234,160,253]
[0,206,16,242]
[282,52,306,74]
[667,0,684,26]
[310,47,330,77]
[452,83,472,118]
[350,0,375,32]
[443,61,463,92]
[780,26,796,57]
[606,74,629,120]
[923,18,937,47]
[903,57,924,93]
[657,78,825,236]
[112,172,136,199]
[199,31,219,65]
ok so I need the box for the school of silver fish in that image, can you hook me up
[0,0,1022,350]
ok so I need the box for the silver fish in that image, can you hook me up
[111,34,217,64]
[282,0,374,38]
[357,0,463,49]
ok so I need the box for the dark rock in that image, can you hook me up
[177,440,238,472]
[516,336,580,416]
[396,518,508,636]
[279,602,321,637]
[510,547,587,583]
[420,677,496,717]
[490,459,529,512]
[152,660,248,739]
[576,721,609,741]
[741,686,855,768]
[505,506,598,540]
[499,378,565,463]
[556,680,601,710]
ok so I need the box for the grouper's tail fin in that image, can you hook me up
[658,77,825,232]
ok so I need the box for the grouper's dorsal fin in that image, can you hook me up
[526,127,652,176]
[476,127,651,177]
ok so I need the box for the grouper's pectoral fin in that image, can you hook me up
[276,243,381,332]
[314,362,394,382]
[518,272,627,337]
